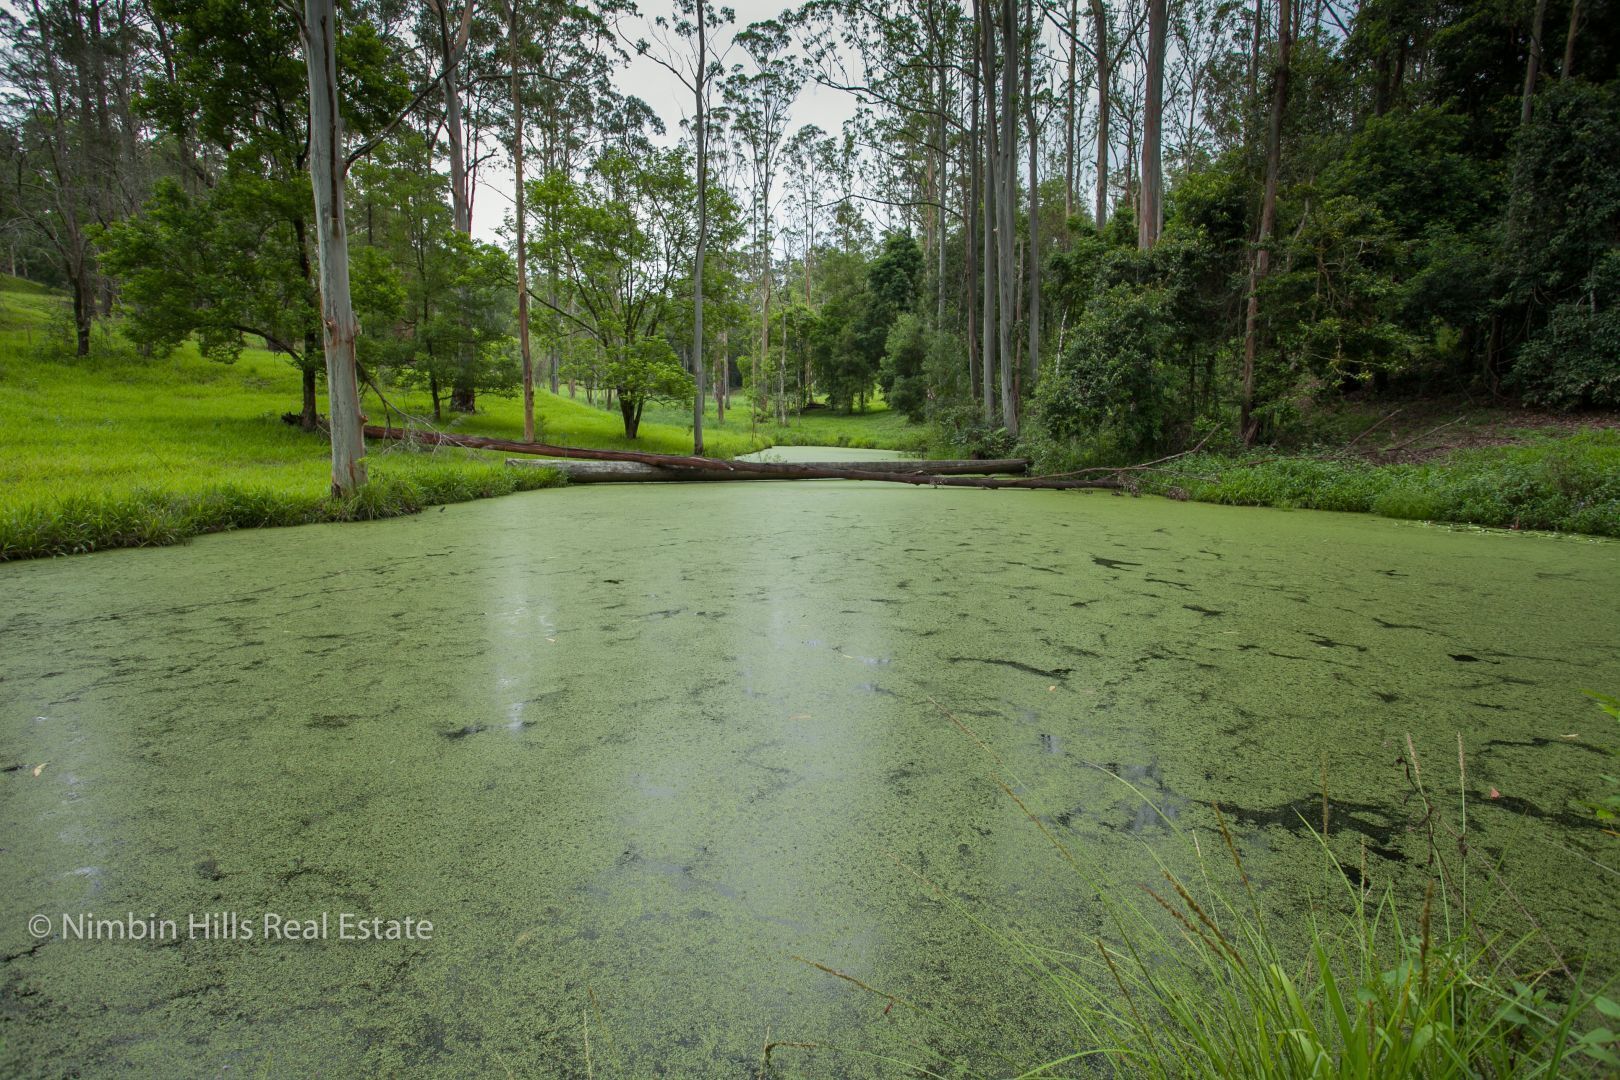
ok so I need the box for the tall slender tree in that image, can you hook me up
[1239,0,1292,444]
[1138,0,1165,248]
[1090,0,1110,231]
[635,0,730,449]
[507,0,535,440]
[301,0,366,494]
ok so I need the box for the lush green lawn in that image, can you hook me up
[0,281,737,558]
[0,275,933,559]
[632,392,930,451]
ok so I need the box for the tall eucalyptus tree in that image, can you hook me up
[633,0,731,450]
[722,21,801,424]
[1239,0,1292,444]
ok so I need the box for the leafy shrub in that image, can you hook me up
[931,399,1016,459]
[1511,254,1620,410]
[1036,284,1177,453]
[879,313,930,422]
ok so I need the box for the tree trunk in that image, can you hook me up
[692,0,708,453]
[1520,0,1548,126]
[1248,0,1264,123]
[441,2,473,233]
[1138,0,1166,249]
[997,0,1018,437]
[302,364,319,430]
[1562,0,1580,78]
[303,0,367,496]
[1239,0,1292,446]
[521,458,1031,482]
[1090,0,1110,231]
[936,43,948,330]
[440,0,477,413]
[71,269,92,357]
[979,0,998,422]
[967,22,982,408]
[1064,0,1078,221]
[1023,0,1040,385]
[619,394,640,439]
[758,196,772,424]
[511,1,535,442]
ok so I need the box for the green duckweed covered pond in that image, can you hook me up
[2,476,1618,1076]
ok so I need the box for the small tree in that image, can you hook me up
[531,145,698,437]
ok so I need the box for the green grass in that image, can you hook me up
[0,275,929,560]
[634,392,931,452]
[0,284,719,559]
[1124,436,1620,537]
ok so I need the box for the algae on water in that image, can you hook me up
[2,482,1617,1075]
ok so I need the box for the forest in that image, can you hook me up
[5,0,1618,490]
[3,0,1620,1076]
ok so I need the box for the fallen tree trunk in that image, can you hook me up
[510,458,1029,483]
[364,425,1125,489]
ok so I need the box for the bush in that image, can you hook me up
[1511,254,1620,410]
[879,313,930,422]
[1036,284,1177,453]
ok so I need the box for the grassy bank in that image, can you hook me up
[1012,401,1620,537]
[1126,435,1620,537]
[0,278,939,560]
[6,271,1615,557]
[0,281,689,560]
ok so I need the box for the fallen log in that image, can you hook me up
[363,425,1127,489]
[510,458,1028,483]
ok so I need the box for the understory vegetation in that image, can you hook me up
[1027,431,1620,537]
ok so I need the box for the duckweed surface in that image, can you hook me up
[3,477,1618,1076]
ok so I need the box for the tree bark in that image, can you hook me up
[1562,0,1580,78]
[936,34,948,330]
[1138,0,1166,249]
[1239,0,1291,446]
[1520,0,1548,125]
[439,0,474,233]
[691,0,708,452]
[619,394,640,439]
[1090,0,1111,231]
[979,0,998,422]
[71,270,92,356]
[966,8,983,414]
[997,0,1018,436]
[511,0,535,443]
[517,458,1032,482]
[301,365,319,430]
[438,0,477,413]
[303,0,367,496]
[1023,0,1040,385]
[1064,0,1078,221]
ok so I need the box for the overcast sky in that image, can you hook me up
[468,0,860,244]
